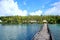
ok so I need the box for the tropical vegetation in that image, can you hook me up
[0,15,60,24]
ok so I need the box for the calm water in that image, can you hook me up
[0,23,42,40]
[49,24,60,40]
[0,24,60,40]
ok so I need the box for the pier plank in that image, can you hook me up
[33,24,50,40]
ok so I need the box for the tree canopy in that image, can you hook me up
[0,16,60,24]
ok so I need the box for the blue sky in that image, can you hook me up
[15,0,60,12]
[0,0,60,16]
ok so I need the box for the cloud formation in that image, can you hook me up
[44,2,60,15]
[0,0,27,16]
[30,10,42,16]
[0,0,60,16]
[0,0,42,16]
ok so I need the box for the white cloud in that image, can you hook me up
[44,2,60,15]
[29,10,42,16]
[0,0,28,16]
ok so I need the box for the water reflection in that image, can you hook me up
[0,23,41,40]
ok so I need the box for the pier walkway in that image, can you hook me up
[32,23,51,40]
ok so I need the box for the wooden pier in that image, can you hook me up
[32,20,54,40]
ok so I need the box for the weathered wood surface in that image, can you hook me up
[32,24,50,40]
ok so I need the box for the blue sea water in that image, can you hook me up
[0,24,60,40]
[49,24,60,40]
[0,23,42,40]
